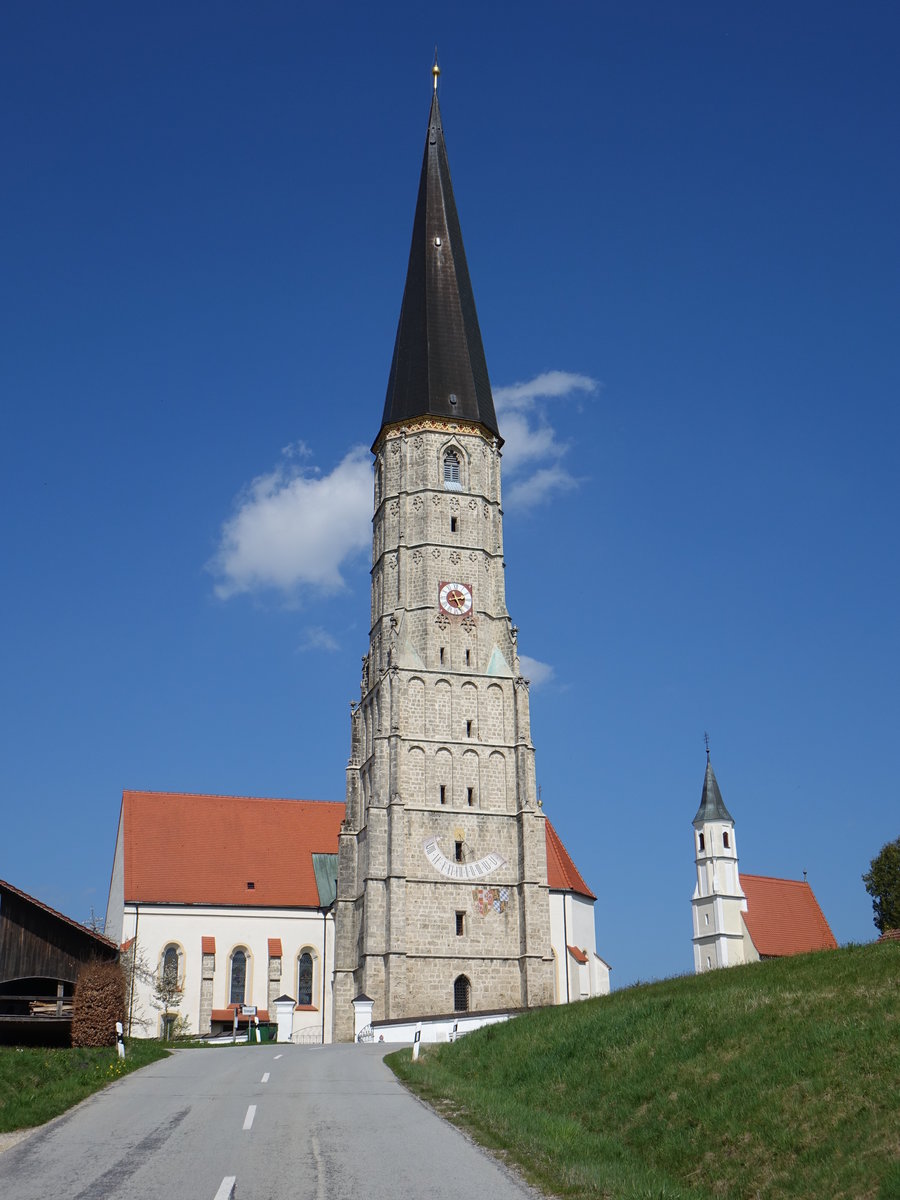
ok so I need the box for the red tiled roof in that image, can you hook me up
[545,821,596,899]
[740,874,838,957]
[567,944,588,964]
[121,792,596,908]
[201,936,216,954]
[268,938,283,957]
[122,791,345,907]
[877,928,900,943]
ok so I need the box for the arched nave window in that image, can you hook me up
[297,951,314,1007]
[230,949,248,1006]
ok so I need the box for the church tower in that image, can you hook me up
[332,68,555,1041]
[691,749,748,971]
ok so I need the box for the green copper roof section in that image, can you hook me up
[693,758,734,825]
[380,81,500,442]
[312,853,338,907]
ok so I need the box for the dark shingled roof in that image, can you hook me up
[693,759,734,825]
[380,85,500,442]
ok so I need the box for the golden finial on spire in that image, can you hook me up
[432,49,440,92]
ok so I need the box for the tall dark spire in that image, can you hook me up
[693,757,734,825]
[379,72,500,442]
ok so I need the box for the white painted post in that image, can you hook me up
[273,996,296,1043]
[412,1022,422,1061]
[115,1020,125,1060]
[351,994,374,1042]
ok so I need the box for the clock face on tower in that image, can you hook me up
[439,581,473,616]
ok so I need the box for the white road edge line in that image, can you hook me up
[243,1104,257,1131]
[213,1177,236,1200]
[261,1072,270,1083]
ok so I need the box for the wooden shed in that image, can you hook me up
[0,879,118,1044]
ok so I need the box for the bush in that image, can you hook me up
[71,960,125,1048]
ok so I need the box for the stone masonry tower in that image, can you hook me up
[332,68,555,1041]
[691,749,748,972]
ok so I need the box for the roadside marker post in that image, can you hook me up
[412,1022,422,1061]
[115,1020,125,1060]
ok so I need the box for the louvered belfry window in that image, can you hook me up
[443,450,460,486]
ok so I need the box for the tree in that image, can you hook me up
[151,946,187,1039]
[862,836,900,934]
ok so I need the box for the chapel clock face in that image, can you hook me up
[439,581,473,616]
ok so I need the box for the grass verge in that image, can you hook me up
[0,1040,170,1133]
[387,942,900,1200]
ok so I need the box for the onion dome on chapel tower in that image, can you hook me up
[379,62,501,443]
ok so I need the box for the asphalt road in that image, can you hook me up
[0,1044,541,1199]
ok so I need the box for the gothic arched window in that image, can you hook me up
[443,450,461,488]
[230,949,247,1006]
[162,945,179,988]
[297,952,314,1007]
[453,974,470,1013]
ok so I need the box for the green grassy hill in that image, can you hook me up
[388,942,900,1200]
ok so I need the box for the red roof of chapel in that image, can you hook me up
[122,791,345,908]
[121,791,594,905]
[740,874,838,957]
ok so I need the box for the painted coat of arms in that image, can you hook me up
[473,885,509,916]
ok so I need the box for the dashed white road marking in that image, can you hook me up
[213,1177,236,1200]
[311,1132,326,1200]
[261,1072,270,1083]
[273,1053,283,1059]
[243,1104,257,1131]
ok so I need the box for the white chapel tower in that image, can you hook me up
[691,749,748,972]
[332,68,555,1040]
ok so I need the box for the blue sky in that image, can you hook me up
[2,2,898,988]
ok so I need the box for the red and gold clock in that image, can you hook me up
[438,581,473,616]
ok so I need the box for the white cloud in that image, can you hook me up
[494,370,598,412]
[493,370,598,508]
[211,443,371,599]
[297,626,340,653]
[518,654,555,687]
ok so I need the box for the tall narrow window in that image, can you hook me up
[230,949,247,1006]
[467,787,474,807]
[297,952,313,1006]
[439,647,445,665]
[443,450,461,487]
[440,784,447,805]
[450,516,458,532]
[698,832,705,852]
[453,975,471,1012]
[162,946,179,989]
[723,831,730,849]
[455,912,465,937]
[465,649,471,666]
[466,720,472,737]
[455,840,464,862]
